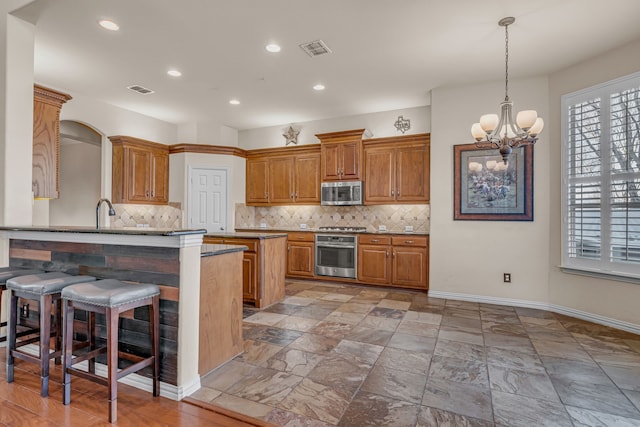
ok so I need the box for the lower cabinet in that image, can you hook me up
[287,232,315,277]
[203,235,287,308]
[358,235,429,290]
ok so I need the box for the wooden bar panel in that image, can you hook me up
[199,251,243,375]
[8,239,181,385]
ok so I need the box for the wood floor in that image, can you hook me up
[0,349,273,426]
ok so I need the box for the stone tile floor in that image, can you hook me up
[190,279,640,426]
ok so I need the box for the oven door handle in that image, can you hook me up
[316,243,356,249]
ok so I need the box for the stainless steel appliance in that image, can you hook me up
[320,181,363,206]
[315,234,357,279]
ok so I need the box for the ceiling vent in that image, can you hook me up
[127,84,155,95]
[299,39,332,57]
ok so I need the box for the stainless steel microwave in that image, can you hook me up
[320,181,363,206]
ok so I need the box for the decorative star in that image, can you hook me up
[283,125,300,145]
[394,115,411,134]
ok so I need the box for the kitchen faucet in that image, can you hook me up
[96,198,116,229]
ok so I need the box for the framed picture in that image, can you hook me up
[453,143,533,221]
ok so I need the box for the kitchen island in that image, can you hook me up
[204,232,287,308]
[0,226,246,400]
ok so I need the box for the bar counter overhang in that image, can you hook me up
[0,226,242,401]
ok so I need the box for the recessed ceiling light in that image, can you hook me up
[313,84,325,91]
[229,99,240,105]
[265,44,281,53]
[98,19,119,31]
[167,69,182,77]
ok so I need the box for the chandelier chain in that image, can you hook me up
[504,22,509,102]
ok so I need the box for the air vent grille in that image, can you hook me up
[127,85,155,95]
[299,39,332,57]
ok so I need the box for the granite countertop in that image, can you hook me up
[201,243,248,257]
[204,231,288,239]
[0,226,207,236]
[235,227,429,236]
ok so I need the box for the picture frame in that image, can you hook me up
[453,143,533,221]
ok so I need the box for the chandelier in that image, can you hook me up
[471,17,544,164]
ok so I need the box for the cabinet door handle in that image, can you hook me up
[151,191,155,197]
[288,245,290,251]
[146,191,150,198]
[391,190,394,196]
[386,250,389,257]
[295,192,299,198]
[291,193,294,199]
[397,190,400,197]
[392,251,396,257]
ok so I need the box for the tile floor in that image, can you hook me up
[190,279,640,426]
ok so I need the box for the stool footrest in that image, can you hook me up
[67,367,109,387]
[70,346,108,365]
[11,348,62,364]
[117,356,154,380]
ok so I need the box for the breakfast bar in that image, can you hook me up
[0,226,246,400]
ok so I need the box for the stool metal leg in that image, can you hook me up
[6,291,18,383]
[39,294,53,397]
[107,307,119,423]
[62,299,74,405]
[151,295,160,397]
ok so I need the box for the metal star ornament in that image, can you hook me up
[283,125,300,146]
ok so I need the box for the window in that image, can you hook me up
[562,72,640,279]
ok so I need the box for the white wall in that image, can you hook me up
[177,121,239,147]
[547,39,640,326]
[0,11,34,227]
[49,141,101,226]
[430,77,551,304]
[239,106,430,150]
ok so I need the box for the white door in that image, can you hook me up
[189,168,227,232]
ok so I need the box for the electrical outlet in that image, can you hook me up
[503,273,511,283]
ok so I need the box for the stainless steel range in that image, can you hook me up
[315,233,358,279]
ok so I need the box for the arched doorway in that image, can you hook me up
[49,121,102,226]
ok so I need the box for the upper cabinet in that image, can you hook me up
[245,145,321,206]
[109,136,169,205]
[316,129,365,181]
[363,133,430,204]
[32,85,72,199]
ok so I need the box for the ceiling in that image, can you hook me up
[12,0,640,131]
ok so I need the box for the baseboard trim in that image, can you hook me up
[428,290,640,335]
[15,345,200,401]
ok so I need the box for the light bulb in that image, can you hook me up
[516,110,538,130]
[529,117,544,136]
[471,123,486,141]
[480,114,499,132]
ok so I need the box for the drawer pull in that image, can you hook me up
[371,239,380,243]
[405,240,414,244]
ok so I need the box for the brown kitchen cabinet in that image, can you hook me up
[363,134,430,204]
[32,85,72,199]
[246,158,270,204]
[203,235,287,308]
[316,129,366,181]
[110,135,169,205]
[245,145,320,206]
[357,234,429,290]
[357,235,392,285]
[287,232,315,277]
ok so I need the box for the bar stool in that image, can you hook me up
[6,272,96,397]
[0,267,44,342]
[62,279,160,423]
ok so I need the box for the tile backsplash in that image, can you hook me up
[235,203,429,232]
[110,203,182,229]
